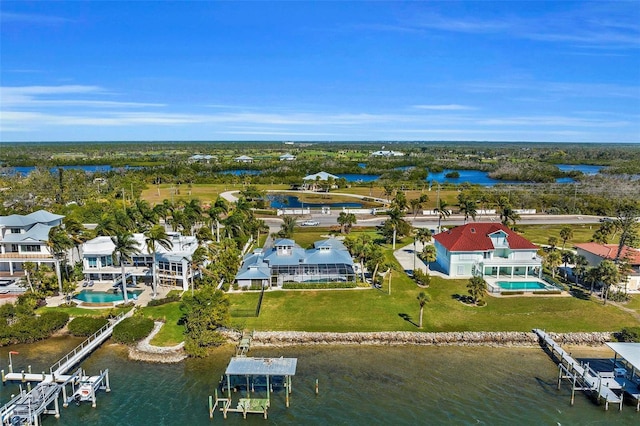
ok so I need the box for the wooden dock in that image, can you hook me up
[533,329,625,410]
[235,331,253,357]
[0,310,129,425]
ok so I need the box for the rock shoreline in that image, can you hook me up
[229,331,614,348]
[130,329,615,363]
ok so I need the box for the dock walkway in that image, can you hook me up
[533,329,623,410]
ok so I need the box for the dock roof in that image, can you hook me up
[605,342,640,371]
[225,357,297,376]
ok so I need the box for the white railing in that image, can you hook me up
[49,310,131,375]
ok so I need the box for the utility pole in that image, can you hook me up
[122,188,126,214]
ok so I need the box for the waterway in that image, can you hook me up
[0,340,636,425]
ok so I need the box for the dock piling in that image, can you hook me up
[315,379,319,395]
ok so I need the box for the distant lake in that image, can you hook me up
[219,169,262,176]
[268,195,362,208]
[556,164,605,175]
[4,165,118,175]
[426,169,527,186]
[336,174,380,182]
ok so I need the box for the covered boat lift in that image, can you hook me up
[209,357,297,419]
[605,342,640,411]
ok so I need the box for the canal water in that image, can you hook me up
[1,339,637,425]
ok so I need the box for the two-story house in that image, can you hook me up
[433,223,541,279]
[82,232,200,291]
[575,242,640,293]
[0,210,64,287]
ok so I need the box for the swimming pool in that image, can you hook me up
[496,281,547,291]
[74,290,143,303]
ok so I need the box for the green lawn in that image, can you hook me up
[227,273,637,332]
[517,224,614,246]
[138,302,185,346]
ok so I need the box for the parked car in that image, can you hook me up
[300,220,320,226]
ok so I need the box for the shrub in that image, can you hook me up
[533,290,562,295]
[614,327,640,343]
[282,282,357,289]
[147,293,182,307]
[112,316,154,344]
[37,311,70,335]
[500,291,524,296]
[68,317,109,337]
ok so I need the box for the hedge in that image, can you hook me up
[533,290,562,295]
[0,311,70,346]
[112,316,155,344]
[500,291,524,296]
[282,282,357,289]
[147,292,181,307]
[68,317,109,337]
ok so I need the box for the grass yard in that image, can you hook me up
[140,183,289,206]
[227,267,638,333]
[139,302,185,346]
[37,306,130,317]
[517,223,610,246]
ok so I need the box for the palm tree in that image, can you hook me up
[559,226,574,252]
[279,216,297,238]
[433,199,450,233]
[47,225,74,292]
[417,292,431,328]
[467,276,486,304]
[545,249,562,278]
[144,225,173,298]
[584,267,600,294]
[415,228,432,246]
[498,197,519,228]
[337,212,357,234]
[598,259,620,305]
[459,199,478,224]
[573,255,589,287]
[421,245,437,269]
[95,213,120,236]
[111,232,140,304]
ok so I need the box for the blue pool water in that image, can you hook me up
[268,195,362,208]
[75,290,143,303]
[497,281,547,291]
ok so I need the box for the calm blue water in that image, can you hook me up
[0,341,636,425]
[219,170,262,176]
[426,169,526,186]
[268,195,362,208]
[336,174,380,182]
[556,164,605,175]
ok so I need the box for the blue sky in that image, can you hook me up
[1,1,639,143]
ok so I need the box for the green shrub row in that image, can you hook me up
[614,327,640,343]
[147,293,182,307]
[112,316,155,344]
[500,291,524,296]
[0,311,70,346]
[533,290,562,295]
[68,317,109,337]
[282,282,357,289]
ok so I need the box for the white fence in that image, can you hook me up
[277,208,311,216]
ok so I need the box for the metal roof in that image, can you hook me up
[303,171,339,181]
[605,342,640,371]
[0,210,64,227]
[2,223,53,243]
[225,357,297,376]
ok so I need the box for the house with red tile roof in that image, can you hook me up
[432,223,541,278]
[574,242,640,292]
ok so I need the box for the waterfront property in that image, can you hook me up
[234,155,254,163]
[370,150,404,157]
[235,238,356,288]
[302,171,339,191]
[210,356,297,419]
[575,243,640,293]
[0,210,64,289]
[485,278,558,294]
[82,232,200,291]
[433,223,542,279]
[534,329,640,412]
[279,153,296,161]
[188,154,216,163]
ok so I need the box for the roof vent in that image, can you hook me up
[470,228,476,233]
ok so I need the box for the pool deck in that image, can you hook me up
[484,278,569,297]
[47,280,176,308]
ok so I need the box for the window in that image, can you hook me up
[10,228,21,234]
[22,245,41,252]
[88,257,98,268]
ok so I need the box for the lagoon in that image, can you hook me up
[0,341,636,425]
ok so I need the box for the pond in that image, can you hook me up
[336,174,380,182]
[268,195,363,208]
[219,169,263,176]
[556,164,606,175]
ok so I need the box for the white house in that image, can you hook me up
[302,171,340,191]
[575,243,640,293]
[82,232,200,291]
[279,153,296,161]
[235,238,356,288]
[188,154,215,163]
[432,223,541,278]
[0,210,64,286]
[371,150,404,157]
[234,155,254,163]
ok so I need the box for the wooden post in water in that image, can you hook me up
[209,394,213,419]
[62,384,68,408]
[105,370,111,392]
[315,379,319,395]
[54,395,60,418]
[570,374,576,405]
[1,370,4,383]
[91,384,97,408]
[21,370,25,383]
[557,365,562,390]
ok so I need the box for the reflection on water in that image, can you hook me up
[1,342,637,425]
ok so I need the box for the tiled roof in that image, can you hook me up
[433,222,538,252]
[575,243,640,265]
